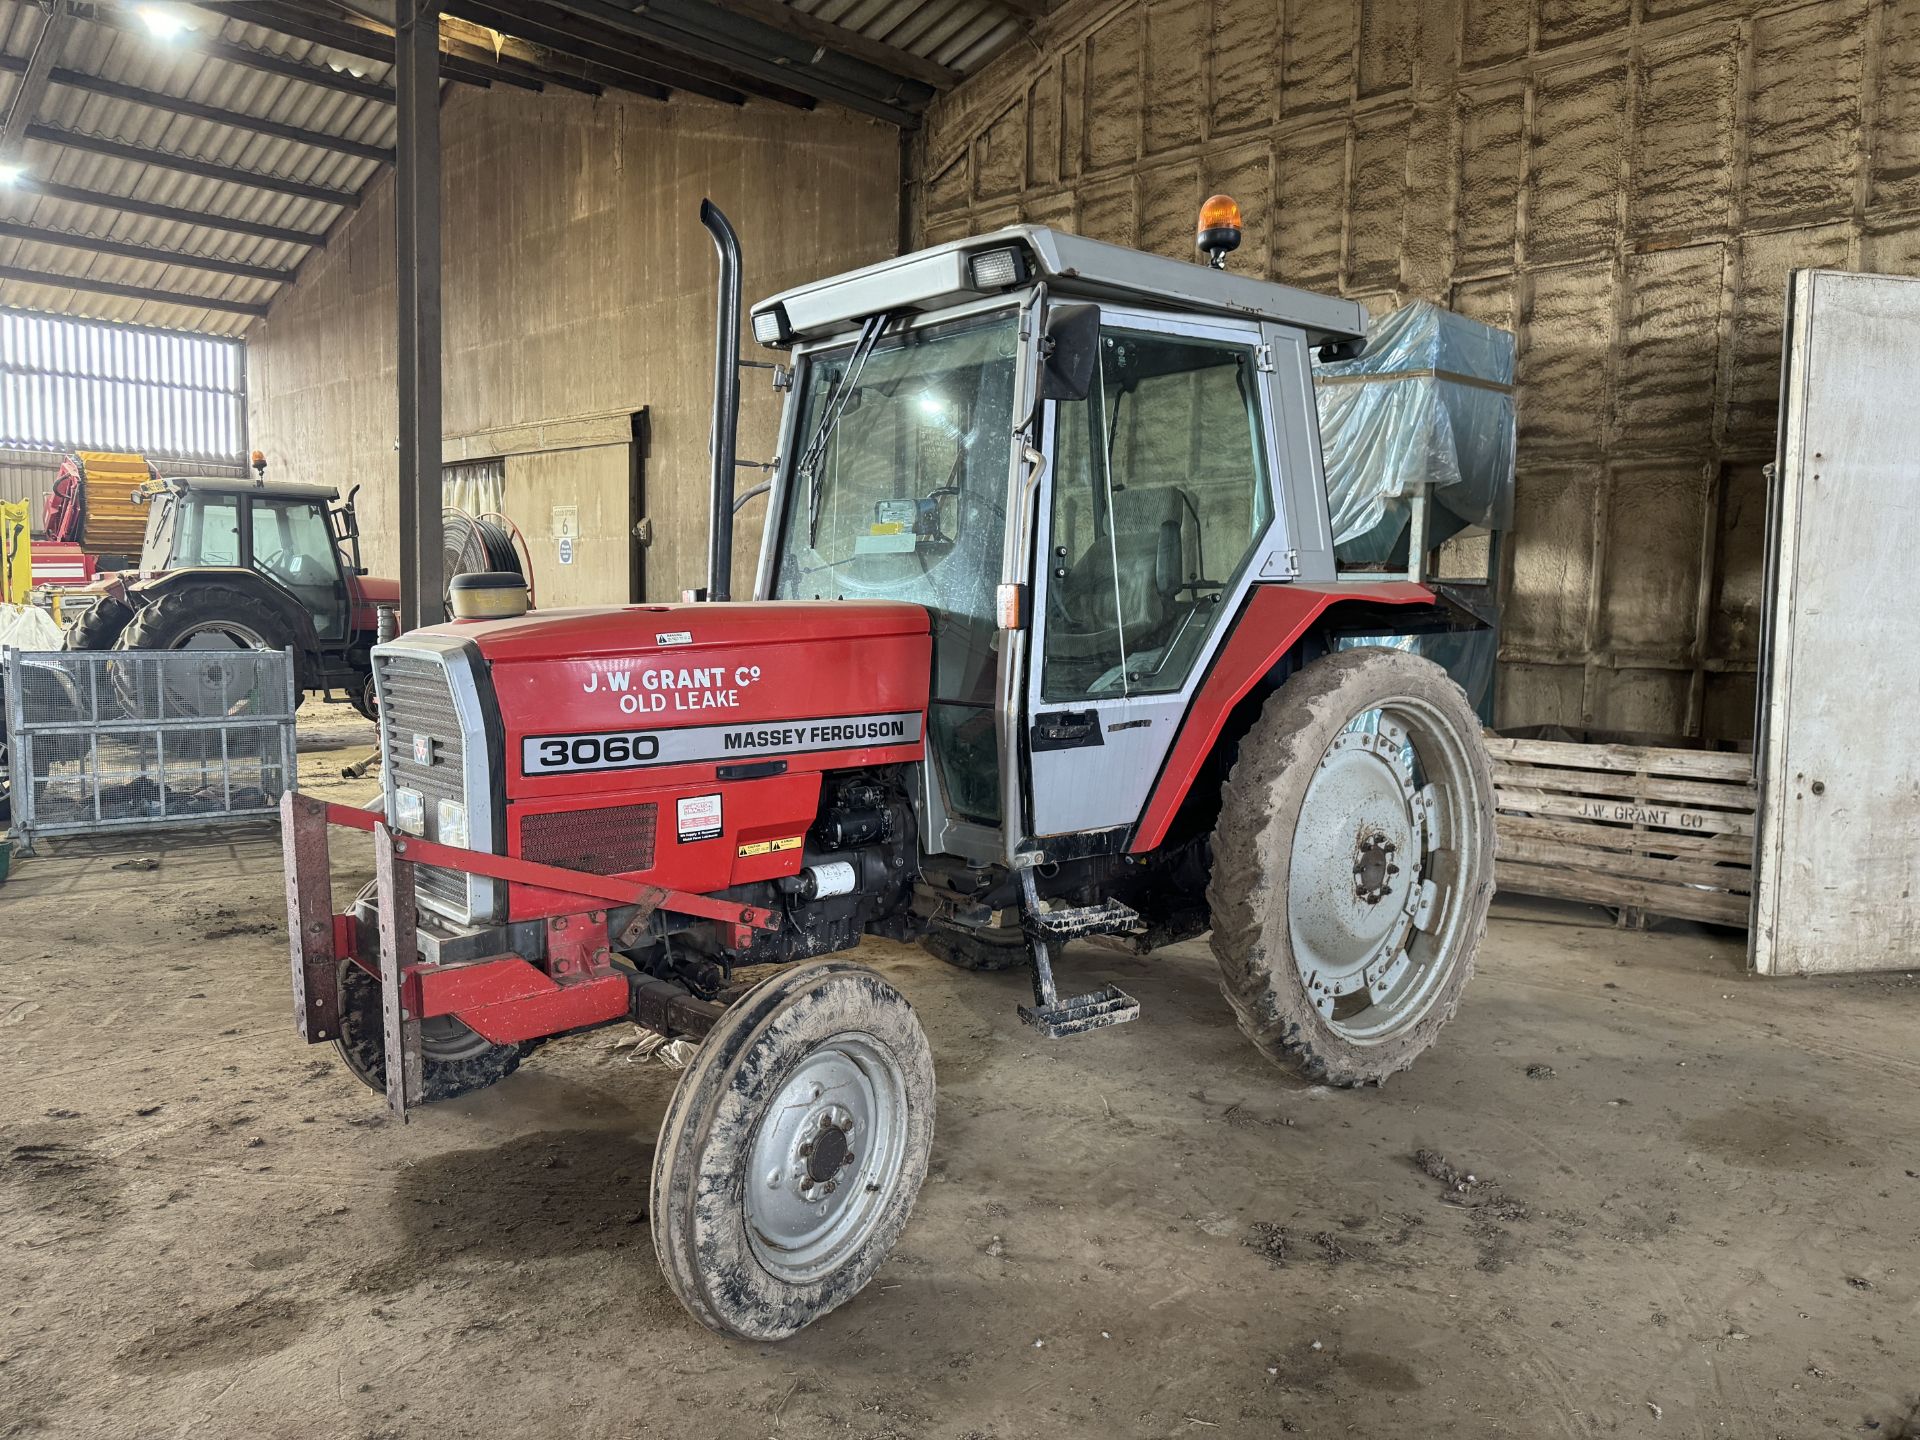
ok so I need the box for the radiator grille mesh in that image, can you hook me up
[520,804,658,876]
[376,652,469,916]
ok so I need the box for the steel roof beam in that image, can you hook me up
[0,219,295,282]
[0,263,271,316]
[439,15,671,101]
[0,54,393,162]
[0,1,75,165]
[636,0,933,109]
[23,122,363,206]
[12,176,328,245]
[538,0,923,124]
[207,3,565,93]
[990,0,1059,19]
[80,6,396,103]
[443,0,788,109]
[696,0,962,91]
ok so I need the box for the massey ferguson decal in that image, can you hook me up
[522,711,924,775]
[580,662,765,714]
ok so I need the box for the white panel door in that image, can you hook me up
[1751,269,1920,975]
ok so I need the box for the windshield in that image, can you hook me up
[140,493,176,568]
[773,309,1019,823]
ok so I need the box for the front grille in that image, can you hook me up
[377,651,472,918]
[521,803,658,875]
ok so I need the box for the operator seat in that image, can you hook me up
[1050,485,1200,660]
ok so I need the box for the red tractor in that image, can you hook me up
[62,470,399,717]
[279,201,1497,1340]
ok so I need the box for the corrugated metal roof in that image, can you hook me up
[0,0,1036,337]
[0,2,393,335]
[794,0,1023,75]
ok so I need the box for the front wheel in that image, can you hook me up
[651,960,935,1340]
[333,962,528,1102]
[918,919,1030,972]
[1207,647,1494,1086]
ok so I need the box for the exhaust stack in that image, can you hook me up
[700,200,743,602]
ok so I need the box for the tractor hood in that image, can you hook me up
[449,600,934,774]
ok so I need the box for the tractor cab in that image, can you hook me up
[750,220,1372,869]
[137,476,362,643]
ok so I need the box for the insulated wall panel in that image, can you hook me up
[914,0,1920,743]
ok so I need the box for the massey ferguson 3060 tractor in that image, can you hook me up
[279,199,1497,1341]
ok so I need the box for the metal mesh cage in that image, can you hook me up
[3,647,297,847]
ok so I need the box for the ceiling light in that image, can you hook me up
[0,162,27,187]
[135,5,192,41]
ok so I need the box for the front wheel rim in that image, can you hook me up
[1287,695,1485,1045]
[743,1035,910,1285]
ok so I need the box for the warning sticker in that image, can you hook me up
[676,793,723,843]
[738,835,804,858]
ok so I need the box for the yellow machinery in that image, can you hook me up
[45,451,161,558]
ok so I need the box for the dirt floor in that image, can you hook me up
[3,704,1918,1439]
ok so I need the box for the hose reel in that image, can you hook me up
[442,509,536,616]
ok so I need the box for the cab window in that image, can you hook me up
[173,494,241,568]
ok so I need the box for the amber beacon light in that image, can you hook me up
[1196,194,1243,269]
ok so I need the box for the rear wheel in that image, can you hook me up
[115,582,306,706]
[651,960,935,1340]
[63,594,133,651]
[1207,647,1494,1086]
[333,962,528,1102]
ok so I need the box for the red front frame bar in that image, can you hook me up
[281,791,779,1119]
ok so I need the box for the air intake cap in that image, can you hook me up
[448,570,530,620]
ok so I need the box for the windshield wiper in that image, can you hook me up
[796,312,891,546]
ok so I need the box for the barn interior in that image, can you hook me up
[2,1,1916,1435]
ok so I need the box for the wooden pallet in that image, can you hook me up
[1487,737,1757,928]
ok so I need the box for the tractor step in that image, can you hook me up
[1017,984,1141,1038]
[1014,868,1142,1038]
[1025,897,1145,941]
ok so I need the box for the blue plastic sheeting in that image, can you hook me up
[1335,629,1498,726]
[1315,301,1517,564]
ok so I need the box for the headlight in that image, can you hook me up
[437,799,468,850]
[393,787,424,835]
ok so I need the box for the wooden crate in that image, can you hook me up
[1487,737,1757,928]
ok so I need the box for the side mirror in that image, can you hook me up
[1039,303,1100,403]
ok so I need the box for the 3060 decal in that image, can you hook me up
[523,731,663,774]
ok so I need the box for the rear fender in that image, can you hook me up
[1128,582,1444,854]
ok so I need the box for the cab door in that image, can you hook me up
[1025,309,1290,839]
[246,497,349,642]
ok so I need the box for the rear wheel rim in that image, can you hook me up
[166,620,274,708]
[174,620,270,651]
[1287,695,1484,1044]
[743,1035,910,1285]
